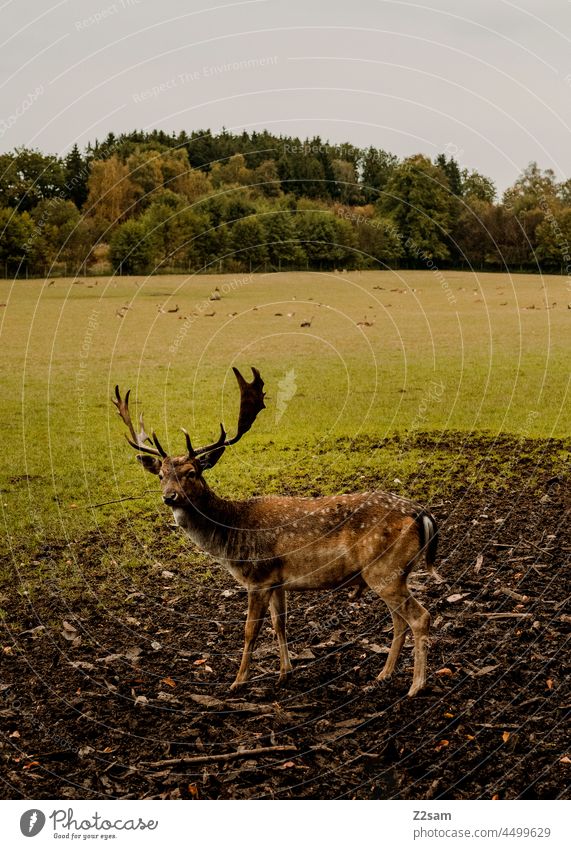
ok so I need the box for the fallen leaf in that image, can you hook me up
[446,592,470,603]
[434,739,450,752]
[124,646,143,662]
[294,648,316,660]
[435,667,454,677]
[502,731,510,743]
[161,677,176,688]
[23,761,40,770]
[157,691,180,703]
[226,701,262,713]
[471,664,499,678]
[559,756,571,764]
[443,712,454,719]
[69,661,95,671]
[187,783,199,798]
[492,794,499,800]
[189,693,225,709]
[335,717,366,730]
[22,625,46,640]
[368,643,389,655]
[100,654,123,664]
[61,621,78,640]
[193,658,207,666]
[546,679,554,689]
[125,616,140,626]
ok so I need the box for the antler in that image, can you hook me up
[113,386,166,457]
[227,366,266,445]
[114,368,265,465]
[191,367,265,459]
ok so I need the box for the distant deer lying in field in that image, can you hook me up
[113,368,438,697]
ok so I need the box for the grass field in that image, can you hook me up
[1,269,570,801]
[0,268,569,566]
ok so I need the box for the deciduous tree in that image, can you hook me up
[381,154,453,261]
[109,219,154,274]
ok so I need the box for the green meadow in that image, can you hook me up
[1,269,569,574]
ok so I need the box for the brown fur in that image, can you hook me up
[138,453,437,697]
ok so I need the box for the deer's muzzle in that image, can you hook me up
[162,490,180,505]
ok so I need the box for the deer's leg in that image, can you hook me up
[230,588,272,690]
[376,603,408,682]
[365,571,430,697]
[269,586,292,683]
[399,592,431,697]
[380,583,430,697]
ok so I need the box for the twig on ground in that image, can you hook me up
[499,586,530,603]
[78,492,159,509]
[472,612,532,619]
[141,745,298,768]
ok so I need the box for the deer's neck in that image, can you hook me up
[171,487,240,560]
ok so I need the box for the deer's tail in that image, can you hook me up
[415,510,440,578]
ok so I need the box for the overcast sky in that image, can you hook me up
[1,0,570,194]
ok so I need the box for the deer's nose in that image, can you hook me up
[162,490,179,505]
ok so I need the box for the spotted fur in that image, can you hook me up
[138,453,437,697]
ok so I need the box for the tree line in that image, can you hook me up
[0,128,569,277]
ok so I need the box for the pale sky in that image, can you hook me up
[1,0,570,193]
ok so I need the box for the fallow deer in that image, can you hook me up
[113,368,438,697]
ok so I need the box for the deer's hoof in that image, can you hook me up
[277,670,292,687]
[230,678,245,691]
[406,682,426,698]
[376,670,392,682]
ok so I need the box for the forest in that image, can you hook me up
[0,128,569,277]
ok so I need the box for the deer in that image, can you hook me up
[113,367,438,697]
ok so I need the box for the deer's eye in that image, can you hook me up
[186,469,196,479]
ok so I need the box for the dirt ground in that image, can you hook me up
[1,438,570,800]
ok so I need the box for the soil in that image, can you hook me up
[1,438,570,800]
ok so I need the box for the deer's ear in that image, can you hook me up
[199,446,226,471]
[136,454,162,475]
